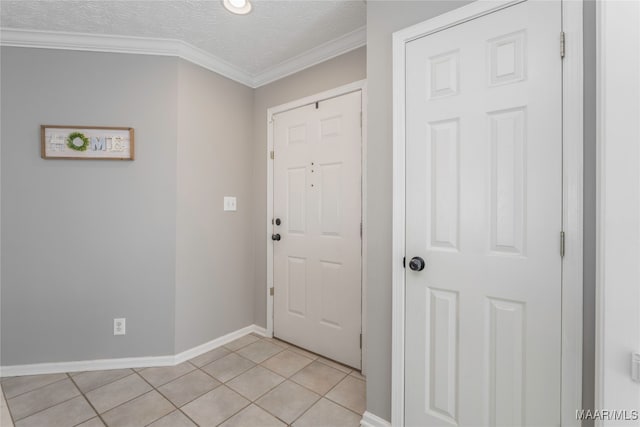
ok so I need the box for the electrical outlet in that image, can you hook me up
[114,318,126,336]
[224,196,237,211]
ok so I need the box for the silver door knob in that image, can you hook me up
[409,257,425,271]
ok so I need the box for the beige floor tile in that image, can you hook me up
[138,362,196,388]
[287,346,319,360]
[157,369,220,407]
[148,410,196,426]
[290,361,347,395]
[85,374,151,414]
[101,390,174,427]
[236,341,284,364]
[71,369,133,393]
[260,338,290,349]
[224,334,261,351]
[7,378,80,421]
[292,398,361,427]
[255,380,320,425]
[317,357,353,374]
[188,347,231,368]
[1,386,14,427]
[14,396,95,427]
[261,349,314,378]
[226,366,285,401]
[219,404,286,427]
[181,385,249,427]
[76,417,105,427]
[1,374,67,399]
[201,353,255,383]
[325,375,366,414]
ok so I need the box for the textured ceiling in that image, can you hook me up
[0,0,366,76]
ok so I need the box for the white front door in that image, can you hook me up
[273,91,362,369]
[405,1,562,425]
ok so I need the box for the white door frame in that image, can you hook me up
[391,1,583,425]
[595,0,640,422]
[266,79,368,373]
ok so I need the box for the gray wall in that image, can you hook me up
[175,60,255,352]
[365,0,597,422]
[1,48,179,363]
[251,47,367,328]
[0,48,258,364]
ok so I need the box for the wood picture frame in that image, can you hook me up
[41,125,135,160]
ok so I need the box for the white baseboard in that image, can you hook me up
[361,411,392,427]
[173,324,265,364]
[0,324,266,377]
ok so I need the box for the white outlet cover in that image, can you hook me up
[224,196,237,211]
[114,318,126,336]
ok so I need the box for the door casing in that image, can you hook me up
[266,79,368,374]
[391,1,584,425]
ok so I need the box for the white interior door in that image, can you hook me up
[273,91,362,369]
[405,1,562,425]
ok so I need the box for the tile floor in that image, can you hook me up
[0,334,365,427]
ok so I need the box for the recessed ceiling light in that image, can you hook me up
[223,0,252,15]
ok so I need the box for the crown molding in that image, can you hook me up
[250,25,366,87]
[0,26,366,88]
[0,28,254,86]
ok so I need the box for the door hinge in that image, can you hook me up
[560,31,566,58]
[270,287,274,296]
[403,256,406,268]
[560,231,565,257]
[359,333,362,349]
[270,151,274,160]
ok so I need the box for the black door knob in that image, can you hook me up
[275,218,281,226]
[409,256,425,271]
[272,234,281,241]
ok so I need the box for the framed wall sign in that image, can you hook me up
[41,125,135,160]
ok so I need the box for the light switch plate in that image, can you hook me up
[224,196,237,211]
[632,353,640,382]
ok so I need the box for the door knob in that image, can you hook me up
[409,256,425,271]
[275,218,281,226]
[272,234,281,241]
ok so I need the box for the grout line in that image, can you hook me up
[0,382,17,426]
[2,375,69,400]
[71,368,135,394]
[257,361,305,380]
[287,369,348,397]
[209,387,252,427]
[287,395,322,426]
[90,373,160,418]
[177,407,200,427]
[252,396,301,426]
[321,375,365,417]
[7,375,84,422]
[138,364,198,389]
[200,351,259,384]
[67,373,107,426]
[140,390,178,427]
[152,372,221,413]
[10,391,82,423]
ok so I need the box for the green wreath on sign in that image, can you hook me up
[66,131,90,152]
